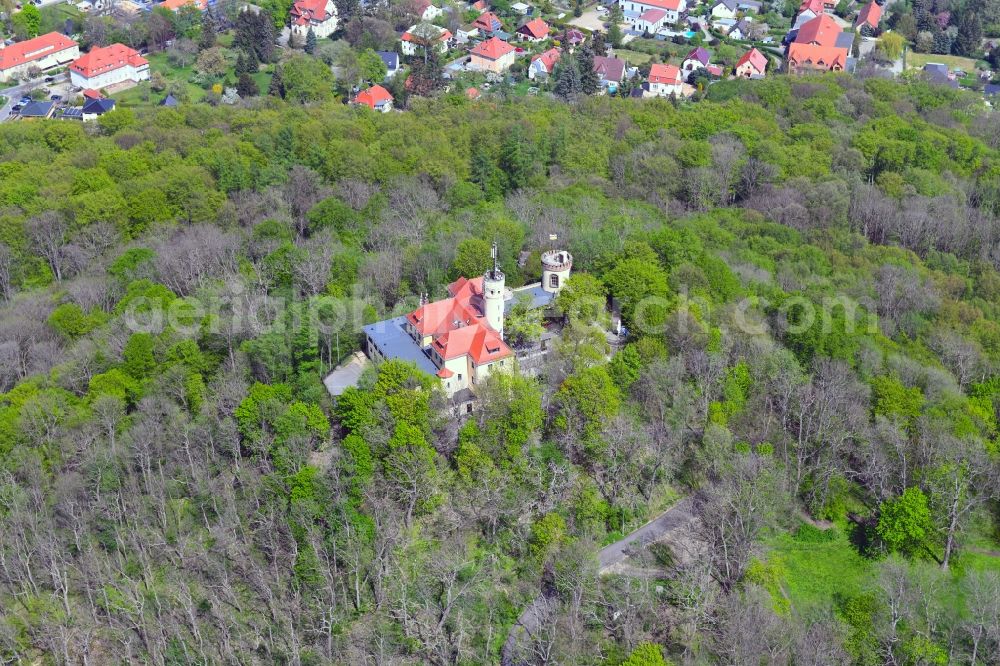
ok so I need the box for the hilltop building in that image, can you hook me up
[362,246,572,400]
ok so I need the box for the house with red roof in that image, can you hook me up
[516,18,550,42]
[401,22,453,56]
[528,47,560,79]
[469,36,516,73]
[290,0,339,39]
[473,11,503,34]
[787,13,850,72]
[352,84,393,112]
[854,1,882,36]
[735,47,767,77]
[412,0,442,20]
[69,43,149,91]
[0,32,79,83]
[648,62,683,96]
[621,0,686,27]
[160,0,208,11]
[361,246,573,400]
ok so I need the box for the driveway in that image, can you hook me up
[1,72,74,121]
[568,7,609,32]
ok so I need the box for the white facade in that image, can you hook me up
[290,0,339,38]
[541,250,572,293]
[0,43,79,83]
[70,61,148,89]
[620,0,685,24]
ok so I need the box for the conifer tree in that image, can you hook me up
[305,27,317,54]
[237,72,259,97]
[268,65,286,98]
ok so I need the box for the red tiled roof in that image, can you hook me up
[82,88,103,99]
[291,0,332,24]
[160,0,208,11]
[437,367,454,378]
[432,322,511,364]
[473,11,501,31]
[798,0,823,14]
[517,18,550,38]
[735,47,767,72]
[407,276,485,338]
[0,32,78,72]
[706,64,723,76]
[638,8,668,22]
[70,43,147,78]
[855,1,881,28]
[471,36,515,60]
[353,84,392,109]
[787,42,847,70]
[466,86,481,98]
[795,13,841,47]
[531,47,560,72]
[635,0,682,10]
[471,0,488,9]
[649,62,682,84]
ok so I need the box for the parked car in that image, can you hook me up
[11,105,22,112]
[19,96,31,104]
[44,76,55,83]
[50,94,62,101]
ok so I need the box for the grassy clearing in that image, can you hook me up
[766,525,871,611]
[906,51,981,72]
[40,2,82,33]
[616,49,654,65]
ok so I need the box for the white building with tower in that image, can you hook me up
[362,243,572,400]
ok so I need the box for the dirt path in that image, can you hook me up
[501,497,695,666]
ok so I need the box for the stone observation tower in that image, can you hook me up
[483,242,506,338]
[541,249,573,293]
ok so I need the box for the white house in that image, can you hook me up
[511,1,531,13]
[400,23,453,55]
[528,47,560,79]
[620,0,686,27]
[0,32,79,83]
[289,0,339,39]
[633,8,669,33]
[681,46,710,72]
[710,0,737,18]
[69,43,149,90]
[648,62,683,96]
[413,0,443,20]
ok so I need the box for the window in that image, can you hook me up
[458,373,463,382]
[549,274,559,289]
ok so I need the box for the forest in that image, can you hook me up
[0,73,999,665]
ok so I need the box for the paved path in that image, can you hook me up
[501,497,695,666]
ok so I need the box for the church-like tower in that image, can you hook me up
[483,242,505,339]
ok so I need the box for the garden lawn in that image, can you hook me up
[765,526,871,611]
[616,49,654,65]
[906,52,982,72]
[40,2,82,34]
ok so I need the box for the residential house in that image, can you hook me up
[69,43,149,90]
[469,36,516,72]
[18,100,54,118]
[82,96,115,121]
[634,8,669,33]
[456,24,480,43]
[922,63,958,88]
[516,18,550,41]
[511,1,532,13]
[0,32,79,83]
[562,28,585,47]
[713,18,737,33]
[729,17,757,39]
[159,93,179,107]
[710,0,737,18]
[620,0,686,27]
[400,23,452,55]
[473,11,503,35]
[289,0,339,38]
[647,62,683,96]
[787,13,849,72]
[160,0,208,11]
[793,0,823,28]
[470,0,489,10]
[413,0,442,20]
[736,0,761,11]
[376,50,401,76]
[735,46,767,76]
[593,55,626,91]
[528,47,560,79]
[681,46,711,73]
[854,0,881,36]
[353,84,394,111]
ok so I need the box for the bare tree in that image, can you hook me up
[27,211,70,282]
